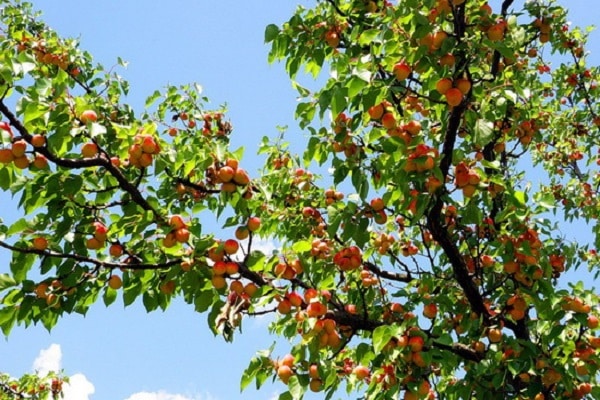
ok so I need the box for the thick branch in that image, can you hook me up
[427,200,489,322]
[363,260,411,282]
[330,309,383,331]
[431,340,484,362]
[491,0,515,77]
[0,239,180,271]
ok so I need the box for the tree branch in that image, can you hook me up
[0,239,180,271]
[0,100,163,221]
[431,340,484,362]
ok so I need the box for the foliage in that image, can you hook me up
[0,0,599,399]
[0,371,65,400]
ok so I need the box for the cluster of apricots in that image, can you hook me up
[210,260,239,290]
[505,294,528,321]
[435,77,471,107]
[366,197,388,225]
[276,291,303,314]
[127,133,161,168]
[292,167,313,192]
[273,259,303,280]
[304,288,329,319]
[332,246,362,271]
[514,119,540,146]
[17,36,78,75]
[310,318,343,349]
[162,215,191,248]
[206,158,251,193]
[373,232,396,255]
[562,296,592,314]
[204,239,250,290]
[534,17,553,44]
[404,143,438,173]
[2,376,63,399]
[359,268,378,287]
[234,216,261,241]
[201,112,231,137]
[331,113,360,158]
[324,188,344,206]
[454,161,481,198]
[310,238,332,259]
[0,122,48,169]
[368,101,397,130]
[498,227,546,286]
[33,277,76,309]
[86,221,109,250]
[172,111,231,137]
[418,29,449,53]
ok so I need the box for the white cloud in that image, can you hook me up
[251,238,279,256]
[63,373,95,400]
[125,391,215,400]
[32,343,62,376]
[31,344,95,400]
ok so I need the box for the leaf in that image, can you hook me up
[142,291,158,312]
[512,190,527,208]
[372,325,393,353]
[7,218,29,236]
[474,119,494,146]
[347,76,367,98]
[264,24,280,43]
[0,274,17,290]
[330,87,347,117]
[359,29,380,45]
[292,240,312,253]
[194,290,214,313]
[288,374,306,399]
[103,287,117,306]
[10,252,35,283]
[0,307,17,336]
[240,357,260,391]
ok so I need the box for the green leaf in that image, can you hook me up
[194,290,214,313]
[240,357,260,391]
[103,287,117,306]
[7,218,29,236]
[264,24,280,43]
[347,76,367,99]
[142,291,158,312]
[288,374,306,399]
[10,252,35,283]
[372,325,393,353]
[278,392,293,400]
[292,240,312,253]
[359,29,380,45]
[474,119,494,147]
[0,274,17,290]
[0,307,17,336]
[512,190,527,208]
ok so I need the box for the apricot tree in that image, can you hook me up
[1,0,599,399]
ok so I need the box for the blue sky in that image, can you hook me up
[1,1,599,399]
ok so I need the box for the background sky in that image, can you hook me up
[1,1,599,400]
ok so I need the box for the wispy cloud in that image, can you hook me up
[31,344,95,400]
[32,343,61,376]
[63,373,95,400]
[125,391,217,400]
